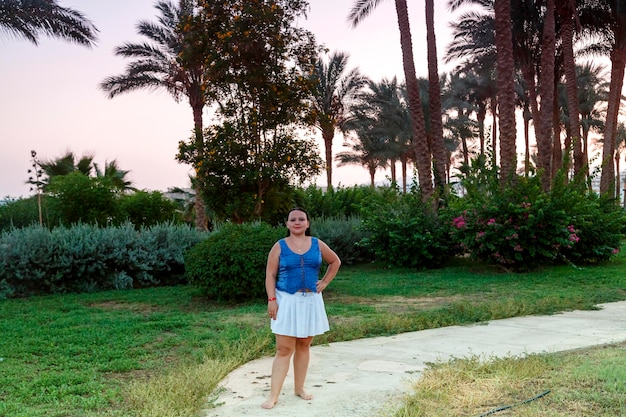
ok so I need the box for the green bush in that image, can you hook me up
[47,172,119,225]
[0,196,40,231]
[292,184,383,218]
[184,222,285,302]
[313,216,372,265]
[359,189,456,269]
[0,223,206,298]
[117,190,181,227]
[551,180,625,263]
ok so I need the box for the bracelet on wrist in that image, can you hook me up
[268,297,276,302]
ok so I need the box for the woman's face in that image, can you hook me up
[286,210,309,235]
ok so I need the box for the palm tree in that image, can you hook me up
[37,151,94,189]
[576,63,608,177]
[349,0,433,200]
[592,1,626,197]
[336,130,389,188]
[441,71,479,170]
[557,0,584,176]
[100,0,214,230]
[425,0,447,193]
[365,77,414,191]
[94,160,136,193]
[445,2,498,163]
[493,0,517,185]
[0,0,97,46]
[310,51,367,189]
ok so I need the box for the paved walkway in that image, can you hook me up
[203,301,626,417]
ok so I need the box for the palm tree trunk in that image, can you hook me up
[552,85,562,179]
[494,0,517,184]
[192,103,208,231]
[600,48,626,196]
[394,0,432,200]
[536,0,557,191]
[559,0,584,176]
[323,129,335,189]
[425,0,446,195]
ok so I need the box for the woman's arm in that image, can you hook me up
[266,242,280,317]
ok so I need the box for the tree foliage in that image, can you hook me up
[178,0,322,223]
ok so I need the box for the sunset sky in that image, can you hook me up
[0,1,457,198]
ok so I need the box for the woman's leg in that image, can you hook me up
[293,336,314,400]
[261,334,296,409]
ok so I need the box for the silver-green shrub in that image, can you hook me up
[0,223,206,298]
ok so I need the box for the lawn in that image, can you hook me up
[1,247,625,417]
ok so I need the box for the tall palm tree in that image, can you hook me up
[310,51,367,189]
[557,0,584,175]
[336,130,389,188]
[349,0,433,200]
[576,63,608,175]
[100,0,213,230]
[425,0,447,193]
[593,1,626,197]
[445,2,498,163]
[0,0,97,46]
[363,77,413,191]
[494,0,517,185]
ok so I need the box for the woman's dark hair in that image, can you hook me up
[286,207,311,236]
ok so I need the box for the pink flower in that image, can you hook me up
[487,218,496,226]
[612,248,620,255]
[476,231,485,240]
[453,216,466,228]
[514,244,523,252]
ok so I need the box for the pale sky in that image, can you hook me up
[0,0,456,198]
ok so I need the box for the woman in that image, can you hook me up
[261,207,341,409]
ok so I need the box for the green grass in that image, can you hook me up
[1,247,625,416]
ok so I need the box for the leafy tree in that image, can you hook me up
[178,0,322,223]
[0,0,97,46]
[181,122,322,223]
[47,172,118,225]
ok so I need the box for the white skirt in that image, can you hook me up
[270,290,330,338]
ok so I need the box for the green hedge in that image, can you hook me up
[184,222,285,303]
[0,223,206,299]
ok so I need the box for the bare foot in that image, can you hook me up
[296,389,313,401]
[261,398,278,409]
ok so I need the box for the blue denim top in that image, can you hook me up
[276,237,322,294]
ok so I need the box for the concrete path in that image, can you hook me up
[203,301,626,417]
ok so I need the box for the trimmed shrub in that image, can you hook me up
[184,222,285,302]
[0,223,205,298]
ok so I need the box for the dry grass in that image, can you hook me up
[388,342,626,417]
[126,331,274,417]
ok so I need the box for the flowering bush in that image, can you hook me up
[449,191,575,269]
[447,159,625,269]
